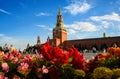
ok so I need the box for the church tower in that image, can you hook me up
[53,9,67,46]
[37,36,41,46]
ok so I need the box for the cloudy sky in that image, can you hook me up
[0,0,120,50]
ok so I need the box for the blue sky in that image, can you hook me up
[0,0,120,50]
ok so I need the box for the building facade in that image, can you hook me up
[49,9,120,51]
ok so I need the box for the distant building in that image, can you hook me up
[37,36,41,46]
[48,9,120,51]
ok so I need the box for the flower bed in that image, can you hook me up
[0,42,120,79]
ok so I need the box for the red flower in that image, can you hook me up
[11,50,21,58]
[67,47,86,71]
[48,67,60,79]
[41,42,69,64]
[41,42,52,60]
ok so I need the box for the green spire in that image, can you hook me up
[55,8,66,31]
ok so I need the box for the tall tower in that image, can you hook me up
[103,32,106,38]
[53,9,67,46]
[37,36,41,45]
[47,36,50,42]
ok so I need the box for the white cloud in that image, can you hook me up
[101,21,111,29]
[118,25,120,30]
[65,22,97,33]
[108,31,120,37]
[36,24,52,31]
[0,35,36,51]
[67,29,76,35]
[90,12,120,22]
[109,32,115,35]
[64,0,91,15]
[89,12,120,31]
[0,34,4,37]
[67,33,86,40]
[36,25,46,28]
[0,9,11,15]
[36,12,51,16]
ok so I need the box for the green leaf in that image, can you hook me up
[68,57,73,63]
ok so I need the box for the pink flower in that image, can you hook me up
[9,53,14,60]
[4,77,8,79]
[42,68,48,74]
[24,55,33,62]
[0,74,4,79]
[36,65,48,74]
[23,55,34,67]
[2,62,9,73]
[2,53,14,61]
[36,54,44,61]
[13,75,20,79]
[42,65,49,74]
[12,57,19,64]
[17,62,29,73]
[36,68,42,72]
[2,54,8,60]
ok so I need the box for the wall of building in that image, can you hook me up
[63,36,120,50]
[60,30,67,44]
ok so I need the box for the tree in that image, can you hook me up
[0,46,3,51]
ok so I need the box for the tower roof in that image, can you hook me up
[47,36,50,41]
[53,9,66,31]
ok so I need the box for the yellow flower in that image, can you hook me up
[112,68,120,78]
[92,67,113,79]
[0,51,4,56]
[117,77,120,79]
[74,69,85,77]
